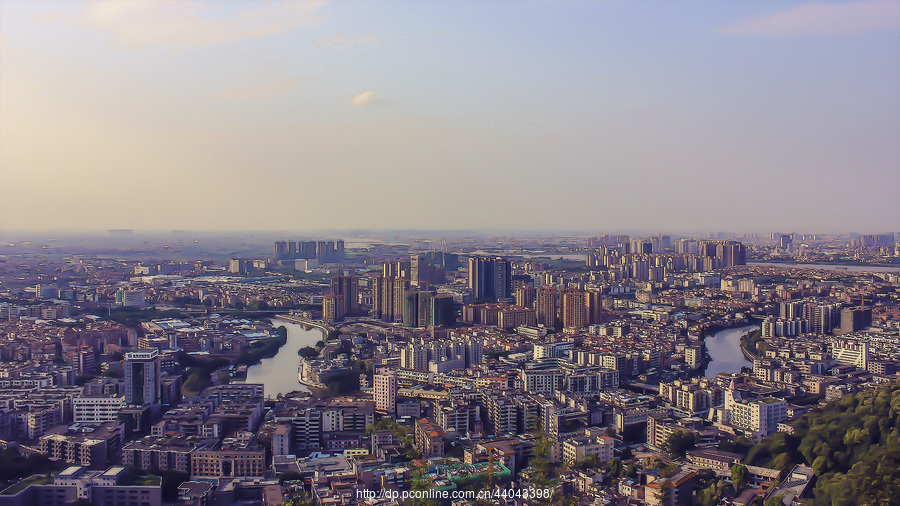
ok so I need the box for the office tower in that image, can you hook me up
[840,307,872,334]
[467,257,511,301]
[374,369,397,415]
[116,289,146,307]
[274,241,290,260]
[429,294,455,328]
[330,275,359,317]
[515,286,536,309]
[410,255,445,287]
[124,350,161,406]
[536,286,559,328]
[561,289,587,330]
[403,291,434,328]
[585,290,603,325]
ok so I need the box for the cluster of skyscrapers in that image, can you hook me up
[274,240,345,263]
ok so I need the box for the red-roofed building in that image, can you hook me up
[414,418,445,458]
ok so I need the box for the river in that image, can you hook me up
[242,318,325,398]
[703,325,756,378]
[748,261,899,273]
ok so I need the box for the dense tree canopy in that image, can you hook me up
[745,382,900,506]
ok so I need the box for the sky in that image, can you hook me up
[1,0,898,235]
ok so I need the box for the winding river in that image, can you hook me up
[703,324,756,377]
[243,318,324,398]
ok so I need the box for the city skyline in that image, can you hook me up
[1,0,899,233]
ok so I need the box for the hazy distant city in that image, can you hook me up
[2,1,899,505]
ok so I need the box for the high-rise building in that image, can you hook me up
[561,289,587,330]
[840,307,873,334]
[429,294,455,328]
[779,234,793,250]
[401,344,429,371]
[808,302,842,334]
[322,294,344,323]
[716,241,747,267]
[228,259,252,275]
[330,275,359,317]
[536,286,559,328]
[467,257,511,302]
[515,285,536,309]
[585,290,603,325]
[410,255,445,287]
[124,350,161,406]
[424,251,460,272]
[403,291,434,328]
[298,241,318,259]
[374,369,397,415]
[274,241,290,260]
[780,301,805,320]
[371,275,410,323]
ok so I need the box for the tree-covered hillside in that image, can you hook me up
[745,382,900,506]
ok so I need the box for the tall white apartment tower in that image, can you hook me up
[374,368,397,415]
[124,349,161,406]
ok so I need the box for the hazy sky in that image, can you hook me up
[1,0,898,234]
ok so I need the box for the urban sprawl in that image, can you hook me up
[0,232,897,506]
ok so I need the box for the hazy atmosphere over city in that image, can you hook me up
[1,0,898,234]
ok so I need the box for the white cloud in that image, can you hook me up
[718,0,900,36]
[75,0,328,49]
[351,90,376,106]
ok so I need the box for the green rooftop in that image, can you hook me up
[1,474,54,495]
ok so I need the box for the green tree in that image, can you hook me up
[731,463,748,491]
[609,457,623,477]
[527,434,560,505]
[665,429,699,457]
[696,479,732,506]
[409,461,439,506]
[644,456,663,470]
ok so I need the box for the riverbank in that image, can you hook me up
[280,313,342,341]
[739,328,763,361]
